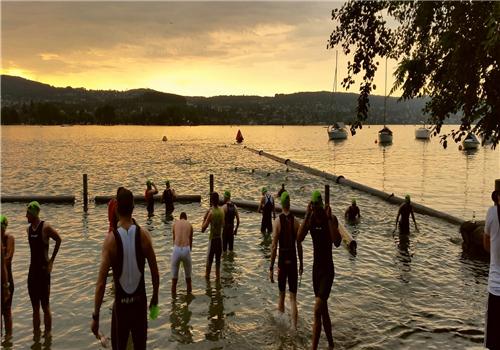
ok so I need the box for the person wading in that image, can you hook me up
[171,212,193,296]
[269,192,303,330]
[91,188,160,350]
[394,195,418,234]
[1,215,14,338]
[202,192,225,281]
[298,191,341,350]
[258,187,275,234]
[145,180,158,218]
[26,201,62,339]
[222,190,240,253]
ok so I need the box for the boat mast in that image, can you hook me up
[332,50,338,122]
[384,57,387,127]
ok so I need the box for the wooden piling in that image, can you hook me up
[83,173,88,212]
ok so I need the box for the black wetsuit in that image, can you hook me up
[261,193,274,233]
[28,221,51,308]
[111,223,147,350]
[310,212,335,300]
[346,205,360,222]
[277,213,298,294]
[223,202,236,252]
[399,203,413,234]
[145,190,154,216]
[1,236,14,313]
[162,188,174,215]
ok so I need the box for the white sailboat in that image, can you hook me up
[378,58,393,144]
[462,132,480,150]
[327,50,348,140]
[415,122,431,140]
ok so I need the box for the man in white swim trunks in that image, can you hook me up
[171,212,193,296]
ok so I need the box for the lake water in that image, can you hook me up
[0,125,497,349]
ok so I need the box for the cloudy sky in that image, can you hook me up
[1,1,398,97]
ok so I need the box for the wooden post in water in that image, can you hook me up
[83,174,88,212]
[209,174,214,196]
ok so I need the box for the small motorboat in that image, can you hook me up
[415,123,431,140]
[378,125,393,144]
[462,133,480,150]
[236,129,244,143]
[327,122,348,140]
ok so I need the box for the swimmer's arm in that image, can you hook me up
[410,207,418,230]
[269,218,280,275]
[234,206,240,235]
[297,205,312,243]
[484,215,492,252]
[93,234,113,332]
[45,223,62,264]
[257,197,264,213]
[152,184,158,194]
[172,223,176,245]
[161,191,165,203]
[344,207,349,219]
[484,233,491,252]
[394,207,401,230]
[201,211,212,233]
[6,235,14,261]
[295,219,303,274]
[142,228,159,307]
[172,188,176,200]
[190,225,193,251]
[330,216,342,248]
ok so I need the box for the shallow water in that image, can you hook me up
[0,125,496,349]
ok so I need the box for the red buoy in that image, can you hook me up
[236,129,244,143]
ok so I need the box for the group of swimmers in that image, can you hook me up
[0,181,421,350]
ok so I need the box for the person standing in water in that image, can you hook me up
[26,201,62,338]
[269,192,303,330]
[1,215,14,338]
[344,199,361,223]
[161,180,176,219]
[145,180,158,218]
[202,192,225,280]
[277,184,286,199]
[258,187,275,234]
[483,180,500,350]
[222,190,240,253]
[91,188,160,350]
[171,212,193,296]
[394,195,418,234]
[298,191,341,350]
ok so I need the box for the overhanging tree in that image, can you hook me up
[329,0,500,148]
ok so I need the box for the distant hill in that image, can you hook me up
[1,75,457,125]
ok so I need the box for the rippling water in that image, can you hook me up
[0,125,496,349]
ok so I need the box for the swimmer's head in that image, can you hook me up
[311,190,323,209]
[26,201,41,219]
[280,191,290,209]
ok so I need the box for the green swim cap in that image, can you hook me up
[224,190,231,199]
[0,215,8,228]
[165,180,170,186]
[262,187,267,194]
[311,190,323,206]
[27,201,41,217]
[146,179,152,186]
[280,191,290,207]
[405,194,411,202]
[352,198,356,205]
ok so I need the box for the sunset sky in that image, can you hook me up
[1,1,399,97]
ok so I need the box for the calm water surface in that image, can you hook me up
[0,125,497,349]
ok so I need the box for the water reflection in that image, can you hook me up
[394,232,413,283]
[205,279,225,341]
[31,334,52,350]
[222,252,236,288]
[169,294,194,344]
[259,232,272,260]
